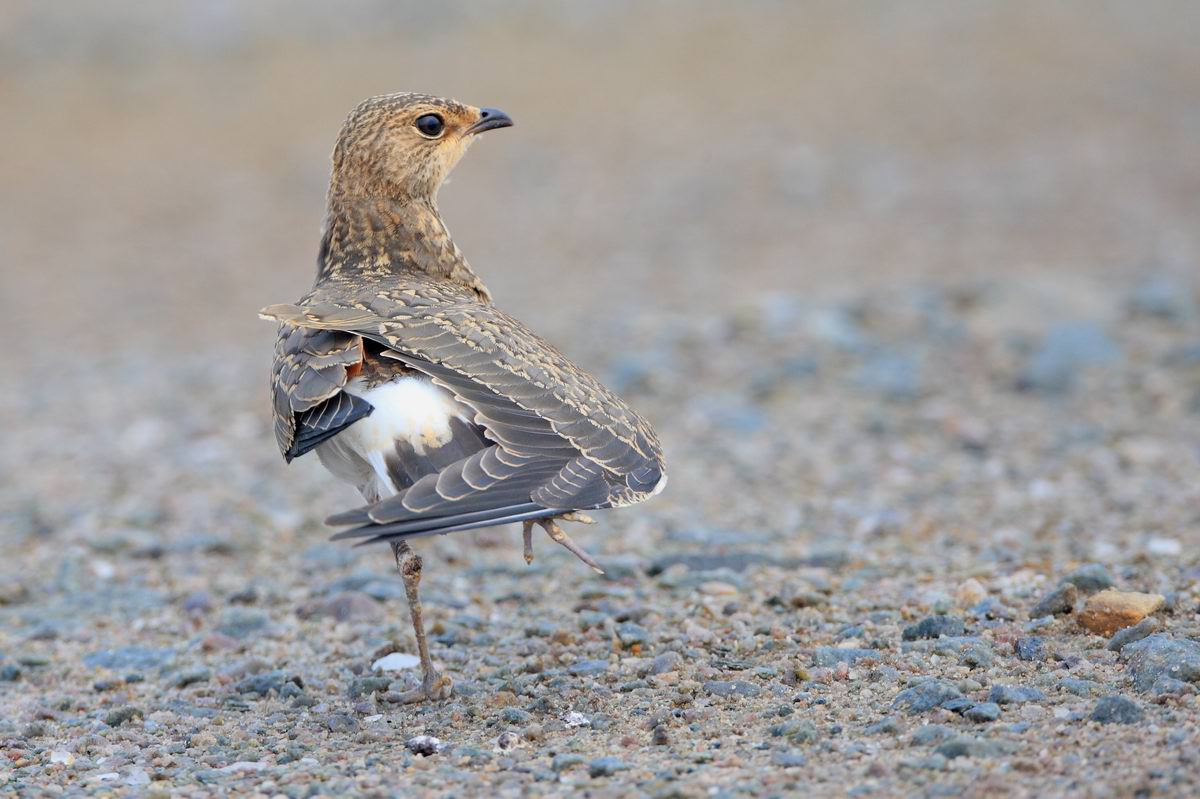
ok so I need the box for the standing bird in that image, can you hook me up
[261,93,666,703]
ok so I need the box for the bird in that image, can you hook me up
[260,92,667,703]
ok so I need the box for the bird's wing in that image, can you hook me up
[260,285,665,542]
[268,321,371,462]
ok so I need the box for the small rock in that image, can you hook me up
[1120,634,1200,692]
[865,716,900,735]
[552,754,586,773]
[910,724,954,746]
[1078,590,1165,636]
[1128,275,1197,321]
[83,646,175,671]
[372,652,420,672]
[988,685,1045,705]
[959,641,994,668]
[773,750,808,768]
[1017,321,1121,394]
[405,735,443,756]
[1059,678,1105,697]
[935,736,1004,760]
[49,750,75,765]
[703,680,760,698]
[105,706,143,727]
[495,731,522,751]
[649,651,682,675]
[1029,583,1078,619]
[812,648,880,667]
[1090,695,1144,725]
[325,712,359,733]
[963,703,1001,723]
[502,708,532,725]
[569,659,610,676]
[892,680,964,714]
[173,668,211,688]
[615,622,649,648]
[297,591,382,622]
[216,607,270,640]
[1107,618,1158,652]
[1014,637,1046,662]
[1063,565,1115,594]
[901,615,965,641]
[563,711,591,727]
[588,756,628,777]
[955,579,987,608]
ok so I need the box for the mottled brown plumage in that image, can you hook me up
[262,92,666,702]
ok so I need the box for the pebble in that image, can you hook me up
[405,735,444,756]
[648,651,682,675]
[703,680,761,698]
[901,615,965,641]
[1063,564,1116,594]
[1107,618,1159,652]
[1017,321,1121,394]
[813,647,880,667]
[569,659,610,676]
[372,652,420,672]
[910,724,954,746]
[83,646,175,671]
[1077,590,1165,636]
[988,685,1046,705]
[1090,695,1145,725]
[963,703,1001,723]
[773,750,808,768]
[1029,583,1078,619]
[892,680,964,714]
[955,579,987,608]
[105,706,143,727]
[1120,634,1200,692]
[588,756,628,777]
[216,607,270,640]
[1014,637,1046,661]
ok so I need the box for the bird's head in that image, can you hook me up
[329,92,513,203]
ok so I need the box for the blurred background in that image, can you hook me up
[2,3,1200,794]
[3,0,1198,354]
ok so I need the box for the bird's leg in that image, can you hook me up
[389,540,452,703]
[539,513,604,575]
[522,520,535,565]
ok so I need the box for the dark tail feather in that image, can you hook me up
[329,503,562,546]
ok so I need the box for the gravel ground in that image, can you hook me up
[3,3,1200,797]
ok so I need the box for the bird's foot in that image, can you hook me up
[540,514,604,574]
[393,669,453,704]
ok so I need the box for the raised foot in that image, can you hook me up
[525,513,604,574]
[394,670,453,704]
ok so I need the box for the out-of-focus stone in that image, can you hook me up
[1077,590,1164,636]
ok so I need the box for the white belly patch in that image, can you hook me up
[323,375,473,497]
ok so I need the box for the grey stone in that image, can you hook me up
[1120,634,1200,692]
[325,712,359,733]
[959,641,994,668]
[501,708,532,725]
[1014,637,1046,661]
[1063,564,1115,594]
[173,668,211,688]
[856,352,923,400]
[235,670,302,697]
[83,646,175,671]
[893,680,965,714]
[1060,678,1105,697]
[812,647,880,667]
[649,651,682,675]
[105,706,143,727]
[772,750,807,768]
[1128,275,1197,321]
[901,615,965,641]
[910,724,954,746]
[963,702,1001,723]
[865,716,901,735]
[703,680,761,698]
[569,659,610,676]
[988,685,1046,705]
[1029,583,1078,618]
[935,736,1005,759]
[216,607,270,639]
[588,756,628,777]
[1107,618,1158,652]
[1018,322,1121,394]
[552,754,586,773]
[1090,695,1144,725]
[615,622,649,648]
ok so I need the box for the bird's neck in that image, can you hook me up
[316,195,492,303]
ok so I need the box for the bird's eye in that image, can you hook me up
[414,113,445,138]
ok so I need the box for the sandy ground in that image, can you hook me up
[2,3,1200,797]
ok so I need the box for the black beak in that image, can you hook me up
[466,108,513,135]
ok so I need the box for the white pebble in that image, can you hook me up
[372,652,420,672]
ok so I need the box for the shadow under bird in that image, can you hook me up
[261,93,667,702]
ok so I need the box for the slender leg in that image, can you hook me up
[389,540,452,703]
[522,520,535,565]
[539,513,604,574]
